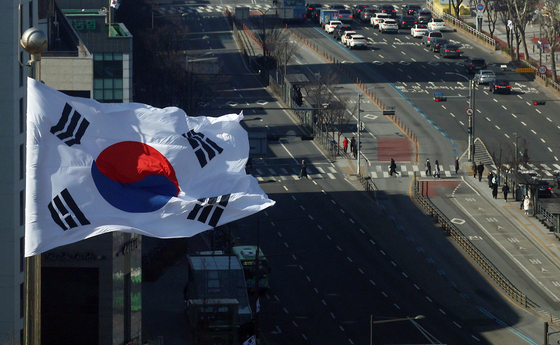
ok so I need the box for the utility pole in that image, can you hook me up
[357,93,361,175]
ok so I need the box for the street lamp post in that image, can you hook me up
[445,72,476,162]
[370,315,425,345]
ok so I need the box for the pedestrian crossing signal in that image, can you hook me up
[434,96,447,102]
[533,100,546,105]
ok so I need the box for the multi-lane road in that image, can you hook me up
[151,1,560,344]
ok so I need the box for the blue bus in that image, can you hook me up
[277,0,306,21]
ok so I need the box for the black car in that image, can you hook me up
[464,56,487,74]
[330,3,345,10]
[402,4,422,15]
[439,44,462,58]
[352,4,369,17]
[360,8,378,22]
[397,15,416,29]
[489,79,512,94]
[416,9,432,23]
[430,37,448,52]
[379,4,397,18]
[306,3,322,18]
[333,24,352,40]
[311,7,322,22]
[538,180,553,198]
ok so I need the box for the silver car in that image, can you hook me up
[474,70,496,84]
[336,9,353,23]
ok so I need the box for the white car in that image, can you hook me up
[370,13,389,28]
[410,24,428,37]
[325,20,342,33]
[341,31,357,46]
[348,35,368,49]
[427,18,447,31]
[379,18,398,33]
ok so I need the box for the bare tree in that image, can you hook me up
[487,139,516,183]
[482,0,503,41]
[448,0,464,19]
[265,28,301,80]
[503,0,539,61]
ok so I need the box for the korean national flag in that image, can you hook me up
[25,78,275,256]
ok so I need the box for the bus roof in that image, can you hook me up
[232,246,266,260]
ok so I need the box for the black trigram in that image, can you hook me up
[187,194,230,227]
[48,189,90,231]
[50,103,90,146]
[183,130,223,168]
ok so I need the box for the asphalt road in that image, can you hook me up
[145,1,560,344]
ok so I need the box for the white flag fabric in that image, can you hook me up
[25,78,274,256]
[243,336,255,345]
[110,0,120,9]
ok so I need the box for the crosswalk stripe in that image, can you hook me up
[327,173,336,179]
[553,164,560,170]
[543,170,553,177]
[413,165,419,171]
[328,167,337,173]
[317,167,325,173]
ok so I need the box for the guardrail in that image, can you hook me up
[425,2,500,51]
[414,178,537,308]
[358,175,377,199]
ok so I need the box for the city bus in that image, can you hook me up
[277,0,306,21]
[231,246,270,291]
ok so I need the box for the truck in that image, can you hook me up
[319,9,338,28]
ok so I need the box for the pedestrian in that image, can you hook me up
[352,143,358,160]
[472,162,477,178]
[350,137,356,158]
[502,183,510,202]
[520,195,525,210]
[477,162,484,182]
[433,160,440,178]
[487,172,493,189]
[523,196,531,215]
[389,158,398,177]
[492,182,498,199]
[425,158,432,176]
[455,157,459,174]
[298,159,308,179]
[343,137,349,153]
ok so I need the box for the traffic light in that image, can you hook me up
[434,96,447,102]
[533,100,546,105]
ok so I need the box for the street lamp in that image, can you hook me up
[445,72,476,162]
[370,315,425,345]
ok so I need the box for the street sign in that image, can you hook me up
[538,65,548,74]
[476,11,483,18]
[476,3,484,11]
[466,107,474,116]
[433,92,444,97]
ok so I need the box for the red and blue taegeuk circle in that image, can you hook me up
[91,141,180,213]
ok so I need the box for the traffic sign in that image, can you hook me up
[476,3,484,11]
[538,65,548,74]
[433,92,444,97]
[466,107,474,116]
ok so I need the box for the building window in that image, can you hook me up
[93,53,123,103]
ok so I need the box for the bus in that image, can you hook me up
[277,0,306,21]
[231,246,270,291]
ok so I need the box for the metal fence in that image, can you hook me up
[414,177,537,308]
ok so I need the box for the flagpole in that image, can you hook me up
[20,27,47,345]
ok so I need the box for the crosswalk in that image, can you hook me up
[156,3,275,15]
[253,165,338,181]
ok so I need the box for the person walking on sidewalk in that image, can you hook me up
[389,158,398,177]
[343,137,349,153]
[523,196,531,215]
[433,160,440,178]
[425,158,432,176]
[487,172,494,189]
[350,137,356,158]
[298,159,308,179]
[455,157,459,174]
[502,183,510,202]
[472,162,478,178]
[520,195,525,210]
[492,181,498,199]
[477,162,485,182]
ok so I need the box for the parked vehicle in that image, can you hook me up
[489,79,512,94]
[402,4,422,15]
[427,18,447,31]
[319,9,338,28]
[439,43,462,58]
[416,9,432,23]
[429,37,448,52]
[410,24,428,37]
[397,15,416,29]
[473,70,496,84]
[360,8,378,22]
[422,31,443,46]
[371,13,389,27]
[348,34,368,49]
[464,56,487,74]
[379,18,399,33]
